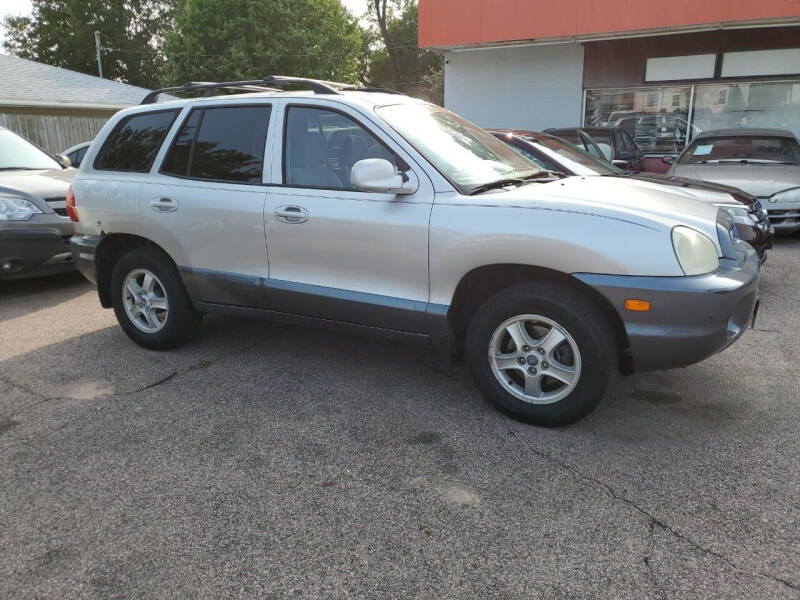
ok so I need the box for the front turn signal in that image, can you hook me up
[624,299,651,312]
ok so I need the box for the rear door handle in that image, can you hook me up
[150,197,178,212]
[274,205,308,224]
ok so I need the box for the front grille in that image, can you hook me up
[44,196,68,218]
[766,208,800,222]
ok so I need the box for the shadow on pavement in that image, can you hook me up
[0,271,91,323]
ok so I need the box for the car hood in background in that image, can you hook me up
[670,164,800,198]
[0,168,75,202]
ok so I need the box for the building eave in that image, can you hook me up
[429,17,800,51]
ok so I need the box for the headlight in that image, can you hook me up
[769,187,800,203]
[0,197,43,221]
[714,202,753,221]
[671,226,719,276]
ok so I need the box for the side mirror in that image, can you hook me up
[611,159,629,168]
[617,151,634,160]
[662,155,676,165]
[56,154,72,168]
[350,158,417,195]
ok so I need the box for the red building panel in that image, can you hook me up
[419,0,800,47]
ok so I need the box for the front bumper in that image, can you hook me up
[574,250,760,372]
[762,200,800,233]
[0,215,75,279]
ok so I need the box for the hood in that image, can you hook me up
[0,168,75,202]
[671,164,800,198]
[474,175,724,252]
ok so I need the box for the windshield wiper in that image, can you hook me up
[469,171,564,195]
[0,167,42,171]
[469,177,527,195]
[522,170,565,180]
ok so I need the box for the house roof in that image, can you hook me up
[0,53,153,110]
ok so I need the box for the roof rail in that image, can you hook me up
[141,76,404,104]
[141,80,281,104]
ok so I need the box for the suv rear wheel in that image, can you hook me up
[466,281,617,426]
[110,246,201,349]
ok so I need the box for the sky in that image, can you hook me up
[0,0,370,47]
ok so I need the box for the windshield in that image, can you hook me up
[679,136,800,165]
[375,104,541,192]
[528,135,620,176]
[0,129,62,170]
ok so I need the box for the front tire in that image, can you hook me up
[110,246,201,349]
[466,281,617,427]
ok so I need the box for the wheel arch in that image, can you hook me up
[95,234,177,308]
[446,264,632,374]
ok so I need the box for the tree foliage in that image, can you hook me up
[162,0,365,84]
[366,0,443,103]
[1,0,442,102]
[2,0,177,89]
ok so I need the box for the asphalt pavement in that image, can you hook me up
[1,238,799,599]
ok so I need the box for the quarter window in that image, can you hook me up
[161,105,270,183]
[284,106,397,190]
[94,110,178,172]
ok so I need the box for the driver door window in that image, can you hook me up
[284,106,396,190]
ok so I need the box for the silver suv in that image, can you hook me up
[69,76,760,426]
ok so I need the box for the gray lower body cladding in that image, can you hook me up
[574,255,759,372]
[72,233,759,372]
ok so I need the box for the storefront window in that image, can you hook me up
[584,86,691,154]
[691,81,800,140]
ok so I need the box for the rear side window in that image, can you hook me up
[94,110,178,172]
[161,105,270,183]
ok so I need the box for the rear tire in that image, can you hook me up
[110,246,201,349]
[465,280,617,426]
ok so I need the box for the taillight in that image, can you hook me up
[65,186,79,222]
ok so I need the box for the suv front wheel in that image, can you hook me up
[466,281,617,427]
[110,246,201,349]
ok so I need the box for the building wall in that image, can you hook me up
[444,43,584,130]
[0,107,114,153]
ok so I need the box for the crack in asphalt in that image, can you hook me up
[643,520,666,600]
[0,340,261,444]
[504,419,799,595]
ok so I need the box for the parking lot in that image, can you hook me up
[0,239,798,599]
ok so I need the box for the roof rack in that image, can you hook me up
[141,76,404,104]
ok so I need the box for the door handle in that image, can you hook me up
[150,197,178,212]
[274,205,308,224]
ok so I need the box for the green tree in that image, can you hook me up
[366,0,443,103]
[162,0,365,85]
[2,0,178,89]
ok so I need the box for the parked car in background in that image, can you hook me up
[69,75,760,427]
[545,126,645,171]
[611,113,699,155]
[666,128,800,235]
[61,141,92,169]
[0,127,76,278]
[491,129,773,260]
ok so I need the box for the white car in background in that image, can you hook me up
[667,128,800,234]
